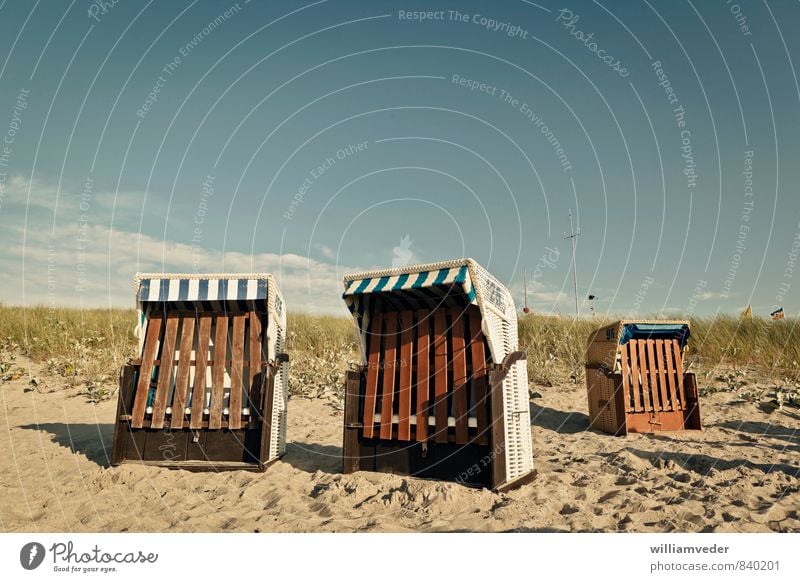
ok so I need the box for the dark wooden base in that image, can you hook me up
[343,437,536,491]
[112,425,268,469]
[111,362,278,471]
[346,438,494,487]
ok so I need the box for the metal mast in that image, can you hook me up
[523,268,529,314]
[564,208,580,319]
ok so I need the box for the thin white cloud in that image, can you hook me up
[0,222,360,314]
[314,243,336,260]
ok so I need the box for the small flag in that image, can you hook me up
[741,305,752,319]
[771,307,785,320]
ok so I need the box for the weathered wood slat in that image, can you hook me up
[397,310,413,441]
[190,315,212,429]
[628,341,643,412]
[468,308,488,445]
[433,309,449,444]
[124,417,252,430]
[362,315,383,439]
[171,316,196,429]
[672,340,686,410]
[414,310,430,442]
[228,314,246,430]
[135,358,268,367]
[450,309,469,445]
[646,339,661,412]
[151,314,179,428]
[131,312,163,429]
[209,315,228,429]
[636,340,652,412]
[379,312,398,440]
[654,339,670,411]
[664,338,679,410]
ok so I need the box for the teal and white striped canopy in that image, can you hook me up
[343,263,477,315]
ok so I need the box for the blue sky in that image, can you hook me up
[0,0,798,316]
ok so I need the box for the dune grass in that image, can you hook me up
[517,313,800,385]
[1,305,798,401]
[0,305,136,401]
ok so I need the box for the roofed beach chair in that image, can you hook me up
[341,259,535,491]
[111,273,289,470]
[585,320,701,435]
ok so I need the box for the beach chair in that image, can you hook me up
[341,259,535,491]
[585,320,701,435]
[111,273,288,470]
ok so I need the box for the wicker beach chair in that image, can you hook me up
[111,273,288,470]
[585,320,701,435]
[341,258,535,491]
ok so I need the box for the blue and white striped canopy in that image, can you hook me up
[137,276,268,312]
[343,263,477,314]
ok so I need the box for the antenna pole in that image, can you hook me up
[564,208,580,319]
[524,268,528,312]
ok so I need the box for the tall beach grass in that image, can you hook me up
[1,306,798,398]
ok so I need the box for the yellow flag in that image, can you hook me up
[741,305,752,319]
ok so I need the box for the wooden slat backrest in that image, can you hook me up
[131,309,267,431]
[379,312,398,440]
[621,337,688,415]
[450,308,469,445]
[190,315,212,429]
[414,310,431,442]
[171,316,195,428]
[131,312,163,428]
[432,309,449,444]
[209,315,228,430]
[228,314,246,430]
[362,315,382,439]
[397,311,413,441]
[468,308,489,445]
[360,305,492,444]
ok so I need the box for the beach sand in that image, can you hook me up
[1,355,797,533]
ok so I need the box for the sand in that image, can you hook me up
[1,354,797,533]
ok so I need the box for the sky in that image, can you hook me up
[0,0,798,317]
